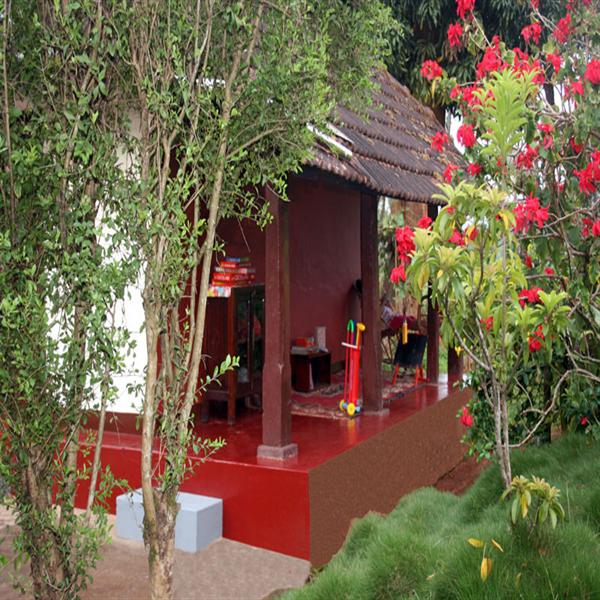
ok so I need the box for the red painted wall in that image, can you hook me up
[216,176,362,365]
[288,178,361,364]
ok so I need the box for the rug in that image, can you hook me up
[291,371,424,420]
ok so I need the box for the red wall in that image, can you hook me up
[217,176,361,365]
[288,178,361,364]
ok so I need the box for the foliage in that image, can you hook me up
[397,0,600,486]
[119,1,392,598]
[502,475,566,529]
[0,1,136,598]
[284,434,600,599]
[383,0,563,110]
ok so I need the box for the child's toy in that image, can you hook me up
[340,320,366,417]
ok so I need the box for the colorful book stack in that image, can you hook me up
[208,257,256,297]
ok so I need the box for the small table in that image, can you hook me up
[291,351,331,393]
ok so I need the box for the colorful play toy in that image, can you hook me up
[340,320,366,417]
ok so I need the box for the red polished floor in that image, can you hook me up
[79,375,461,560]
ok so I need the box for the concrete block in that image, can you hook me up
[115,489,222,553]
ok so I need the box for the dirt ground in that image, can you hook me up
[0,457,485,599]
[0,509,309,600]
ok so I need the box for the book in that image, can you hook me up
[207,285,232,298]
[212,273,256,283]
[214,266,256,275]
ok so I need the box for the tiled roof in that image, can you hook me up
[308,70,462,205]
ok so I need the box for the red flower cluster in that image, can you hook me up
[456,0,475,20]
[521,22,542,45]
[530,0,539,8]
[544,267,555,275]
[553,13,571,43]
[390,226,417,284]
[524,255,533,269]
[537,123,554,149]
[448,22,464,48]
[516,144,538,169]
[476,39,503,80]
[581,416,589,427]
[528,325,545,352]
[514,194,549,233]
[573,152,600,194]
[566,79,584,98]
[457,124,477,148]
[444,163,460,183]
[431,131,449,152]
[546,52,562,73]
[481,316,494,331]
[512,49,545,85]
[417,215,433,229]
[519,286,542,307]
[448,229,466,245]
[585,59,600,85]
[460,406,473,427]
[582,218,600,238]
[421,59,443,81]
[467,162,482,176]
[570,137,584,154]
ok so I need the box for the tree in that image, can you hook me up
[0,1,135,597]
[119,1,391,598]
[383,0,563,111]
[400,0,599,486]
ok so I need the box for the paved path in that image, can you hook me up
[0,508,309,599]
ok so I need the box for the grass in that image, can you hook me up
[285,434,600,599]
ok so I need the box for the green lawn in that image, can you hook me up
[286,434,600,599]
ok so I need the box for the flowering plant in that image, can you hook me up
[405,0,600,484]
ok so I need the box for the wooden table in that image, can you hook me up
[290,351,331,393]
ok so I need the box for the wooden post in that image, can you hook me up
[257,186,297,461]
[426,203,440,382]
[360,191,384,412]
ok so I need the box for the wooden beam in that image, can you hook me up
[258,186,297,461]
[360,192,384,412]
[426,203,440,382]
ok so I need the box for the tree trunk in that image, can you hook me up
[147,490,177,600]
[494,387,512,489]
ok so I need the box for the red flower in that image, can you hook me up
[456,0,475,20]
[460,406,474,427]
[395,226,415,259]
[581,416,589,427]
[584,59,600,85]
[476,44,503,80]
[446,206,455,215]
[545,267,555,275]
[421,59,443,81]
[390,265,407,284]
[573,162,600,195]
[444,163,460,183]
[448,22,464,48]
[457,124,477,148]
[481,316,494,331]
[448,229,465,246]
[521,22,542,45]
[546,52,562,73]
[530,0,539,8]
[566,79,584,97]
[593,220,600,237]
[569,137,584,154]
[519,286,543,307]
[528,324,545,352]
[553,14,571,43]
[431,131,449,152]
[467,162,482,176]
[514,194,549,233]
[516,144,538,169]
[417,215,433,229]
[450,85,463,100]
[524,255,533,269]
[582,217,593,238]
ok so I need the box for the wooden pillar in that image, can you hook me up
[360,191,384,412]
[257,186,297,460]
[447,347,463,380]
[426,203,440,382]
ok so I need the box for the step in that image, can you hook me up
[115,489,222,553]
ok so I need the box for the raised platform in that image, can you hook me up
[79,378,469,565]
